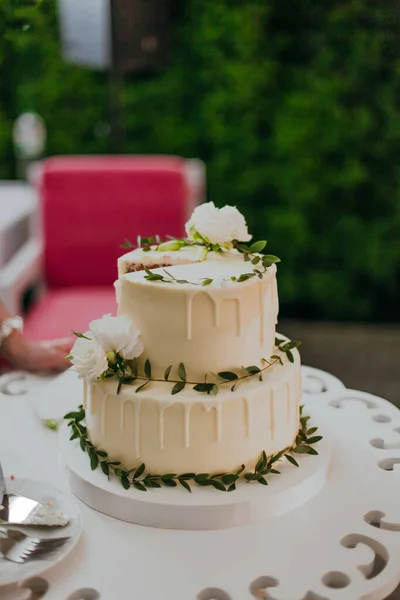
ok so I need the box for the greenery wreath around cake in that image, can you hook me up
[64,405,322,493]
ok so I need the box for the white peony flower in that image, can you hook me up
[70,336,108,380]
[185,202,251,248]
[219,205,252,243]
[89,314,144,360]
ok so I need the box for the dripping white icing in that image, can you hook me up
[100,393,110,436]
[286,382,291,425]
[185,294,194,340]
[269,387,275,440]
[212,297,221,327]
[243,397,251,437]
[184,404,192,447]
[134,399,142,457]
[258,280,264,347]
[159,406,166,449]
[216,402,222,442]
[89,383,95,415]
[234,298,241,336]
[271,275,279,324]
[203,402,223,442]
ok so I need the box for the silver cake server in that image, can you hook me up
[0,461,69,527]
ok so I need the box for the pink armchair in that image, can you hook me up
[23,155,205,340]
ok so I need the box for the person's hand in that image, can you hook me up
[2,332,74,372]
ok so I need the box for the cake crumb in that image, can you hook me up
[46,501,53,507]
[10,475,15,480]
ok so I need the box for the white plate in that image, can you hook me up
[0,478,82,588]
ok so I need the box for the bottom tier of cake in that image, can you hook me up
[84,351,301,474]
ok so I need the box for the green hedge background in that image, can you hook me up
[1,0,400,321]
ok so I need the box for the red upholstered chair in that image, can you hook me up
[22,155,205,341]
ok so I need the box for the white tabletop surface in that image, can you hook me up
[1,367,400,600]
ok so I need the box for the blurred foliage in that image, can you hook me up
[0,0,399,320]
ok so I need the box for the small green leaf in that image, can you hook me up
[178,362,186,381]
[114,468,124,477]
[275,336,285,346]
[236,273,253,282]
[134,463,145,478]
[307,427,319,436]
[281,340,302,351]
[65,354,73,360]
[293,446,310,454]
[230,382,237,392]
[251,256,260,265]
[80,437,87,452]
[120,239,134,249]
[286,350,294,363]
[44,419,58,431]
[172,381,185,395]
[250,240,267,253]
[135,380,150,393]
[101,462,110,476]
[194,473,209,483]
[201,278,213,286]
[144,359,152,378]
[307,436,323,445]
[179,473,196,479]
[133,481,147,491]
[217,371,238,381]
[244,253,250,262]
[163,479,178,487]
[285,454,299,467]
[164,365,172,381]
[193,383,215,393]
[162,473,177,480]
[228,483,236,492]
[178,478,192,492]
[306,446,319,455]
[210,384,219,396]
[121,476,131,489]
[210,480,226,491]
[96,450,108,458]
[271,354,284,365]
[144,480,162,488]
[257,476,268,485]
[69,431,78,441]
[263,254,281,264]
[222,473,239,484]
[90,452,98,470]
[72,331,91,340]
[245,365,261,375]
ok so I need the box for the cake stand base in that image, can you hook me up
[59,419,331,530]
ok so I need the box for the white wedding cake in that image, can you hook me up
[69,203,307,490]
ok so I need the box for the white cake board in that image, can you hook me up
[59,420,331,530]
[3,366,400,599]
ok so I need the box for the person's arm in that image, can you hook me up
[0,301,73,372]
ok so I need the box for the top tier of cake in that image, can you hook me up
[115,246,279,381]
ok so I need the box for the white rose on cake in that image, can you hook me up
[70,336,108,380]
[185,202,252,249]
[89,314,144,360]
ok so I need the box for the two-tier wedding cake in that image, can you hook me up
[67,202,317,493]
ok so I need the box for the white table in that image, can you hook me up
[1,367,400,600]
